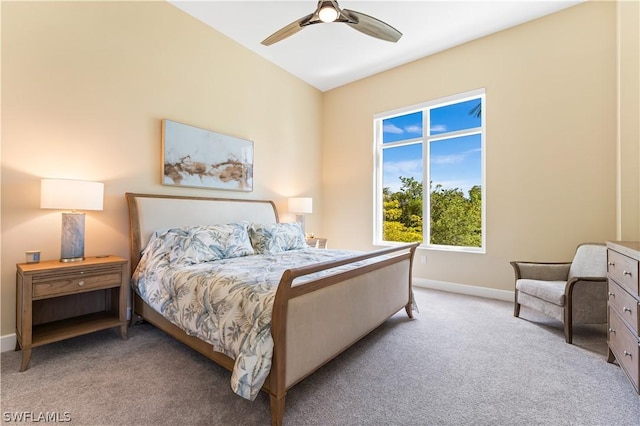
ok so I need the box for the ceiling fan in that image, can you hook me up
[261,0,402,46]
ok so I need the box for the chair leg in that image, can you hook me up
[564,305,573,344]
[514,291,521,317]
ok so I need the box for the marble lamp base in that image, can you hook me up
[61,212,85,262]
[295,214,306,236]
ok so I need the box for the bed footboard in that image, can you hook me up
[268,243,418,426]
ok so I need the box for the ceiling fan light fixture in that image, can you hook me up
[318,6,338,23]
[261,0,402,46]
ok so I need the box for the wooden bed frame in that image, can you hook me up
[125,192,418,425]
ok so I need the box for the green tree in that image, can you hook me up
[430,184,482,247]
[382,177,423,243]
[383,179,482,247]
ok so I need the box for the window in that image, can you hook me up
[374,89,485,252]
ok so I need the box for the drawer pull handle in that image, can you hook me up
[623,307,632,313]
[609,328,616,334]
[608,262,615,266]
[78,281,85,287]
[608,292,615,297]
[623,351,632,358]
[623,271,632,276]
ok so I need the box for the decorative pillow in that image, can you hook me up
[167,222,254,265]
[249,222,307,255]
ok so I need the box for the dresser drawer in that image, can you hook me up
[608,280,640,334]
[32,266,122,299]
[608,250,639,296]
[608,307,640,391]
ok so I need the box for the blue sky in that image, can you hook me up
[382,98,482,196]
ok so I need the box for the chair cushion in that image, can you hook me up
[516,279,566,306]
[569,244,606,279]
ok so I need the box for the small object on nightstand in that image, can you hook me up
[15,255,129,371]
[305,237,327,249]
[25,250,40,264]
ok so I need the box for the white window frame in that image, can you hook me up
[373,88,486,253]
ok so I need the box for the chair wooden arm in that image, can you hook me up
[510,261,572,281]
[565,275,607,289]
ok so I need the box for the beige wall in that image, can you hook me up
[618,0,640,241]
[322,1,619,291]
[1,1,323,336]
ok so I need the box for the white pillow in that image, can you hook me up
[167,223,254,264]
[249,222,307,255]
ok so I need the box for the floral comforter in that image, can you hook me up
[132,231,362,400]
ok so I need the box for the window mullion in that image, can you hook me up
[423,110,430,246]
[427,126,482,142]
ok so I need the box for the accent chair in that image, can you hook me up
[511,243,608,344]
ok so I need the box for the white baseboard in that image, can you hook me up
[1,333,17,353]
[413,277,514,302]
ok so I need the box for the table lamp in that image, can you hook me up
[288,197,313,234]
[40,178,104,262]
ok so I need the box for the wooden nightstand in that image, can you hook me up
[15,256,129,371]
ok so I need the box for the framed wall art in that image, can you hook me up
[162,119,253,192]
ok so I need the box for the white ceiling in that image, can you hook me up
[169,0,584,92]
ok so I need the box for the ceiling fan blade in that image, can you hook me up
[343,9,402,43]
[261,14,313,46]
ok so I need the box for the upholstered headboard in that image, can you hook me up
[125,193,279,269]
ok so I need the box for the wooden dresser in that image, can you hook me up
[606,241,640,394]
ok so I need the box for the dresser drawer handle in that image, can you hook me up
[623,271,632,277]
[608,328,616,334]
[623,351,632,358]
[608,292,615,297]
[78,280,85,287]
[608,262,615,266]
[623,307,632,313]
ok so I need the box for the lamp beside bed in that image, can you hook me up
[287,197,312,235]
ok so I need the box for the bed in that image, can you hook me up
[126,192,418,425]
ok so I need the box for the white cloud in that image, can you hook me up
[383,123,403,134]
[431,147,480,165]
[383,159,422,174]
[383,159,423,192]
[430,124,447,133]
[405,124,422,134]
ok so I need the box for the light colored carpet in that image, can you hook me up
[2,288,639,425]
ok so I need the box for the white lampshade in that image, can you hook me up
[288,197,313,214]
[40,179,104,262]
[41,179,104,211]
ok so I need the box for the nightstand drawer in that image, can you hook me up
[608,307,640,391]
[32,267,122,299]
[608,280,639,334]
[608,250,639,296]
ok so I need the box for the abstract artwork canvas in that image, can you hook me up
[162,119,253,192]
